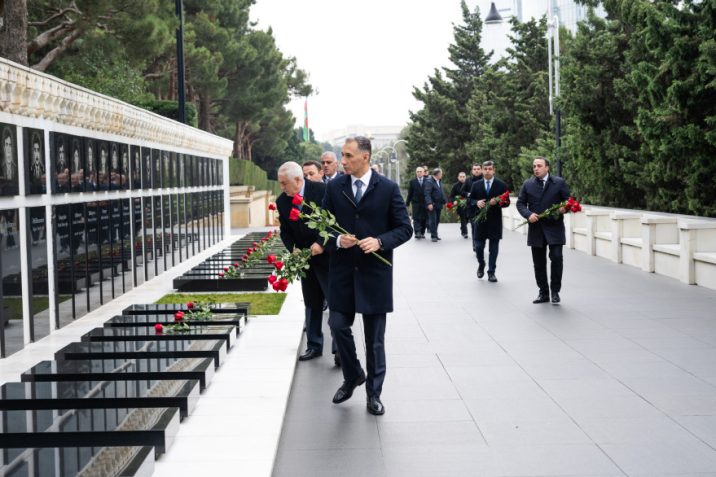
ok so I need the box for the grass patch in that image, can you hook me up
[2,296,72,320]
[155,292,287,315]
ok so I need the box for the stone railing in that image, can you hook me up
[503,202,716,291]
[229,185,278,228]
[0,57,233,157]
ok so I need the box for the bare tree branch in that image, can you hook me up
[27,6,80,27]
[27,22,74,54]
[31,28,84,72]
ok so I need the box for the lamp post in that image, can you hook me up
[547,0,562,176]
[175,0,187,124]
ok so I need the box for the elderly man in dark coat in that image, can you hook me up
[470,161,510,282]
[405,166,427,238]
[318,136,412,416]
[516,157,571,304]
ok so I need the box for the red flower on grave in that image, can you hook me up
[268,274,277,284]
[267,254,277,264]
[274,260,284,271]
[233,262,239,267]
[155,323,163,333]
[187,302,195,309]
[268,203,276,211]
[278,278,288,291]
[218,271,225,278]
[223,266,229,272]
[174,311,185,322]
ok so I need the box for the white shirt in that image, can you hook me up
[337,169,372,248]
[540,173,549,186]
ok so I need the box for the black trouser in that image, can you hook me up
[302,264,335,353]
[476,237,500,274]
[411,207,426,236]
[428,205,442,239]
[329,310,387,398]
[458,209,468,236]
[531,244,563,294]
[471,220,480,251]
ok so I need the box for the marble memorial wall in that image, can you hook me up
[0,58,232,358]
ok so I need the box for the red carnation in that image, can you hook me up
[174,311,184,322]
[272,281,281,291]
[274,260,284,270]
[253,242,258,247]
[268,203,276,211]
[446,202,454,209]
[267,254,276,264]
[187,302,194,309]
[268,274,277,284]
[289,208,301,221]
[291,194,304,206]
[278,278,288,291]
[218,271,225,278]
[233,262,239,267]
[155,323,163,333]
[223,266,229,272]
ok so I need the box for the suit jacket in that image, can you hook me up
[276,179,328,308]
[461,174,483,197]
[469,177,510,240]
[322,173,413,314]
[405,177,426,212]
[424,177,447,207]
[322,171,345,183]
[450,182,466,201]
[516,175,570,246]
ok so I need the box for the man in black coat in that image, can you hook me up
[516,157,571,304]
[469,161,510,282]
[424,168,447,242]
[405,166,427,238]
[450,171,469,238]
[276,161,331,361]
[461,163,483,251]
[319,136,412,416]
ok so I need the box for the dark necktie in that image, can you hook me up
[485,180,491,195]
[537,178,544,188]
[355,180,364,202]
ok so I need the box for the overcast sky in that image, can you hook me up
[250,0,486,141]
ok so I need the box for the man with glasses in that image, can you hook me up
[321,151,343,183]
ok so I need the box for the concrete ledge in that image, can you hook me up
[653,244,681,256]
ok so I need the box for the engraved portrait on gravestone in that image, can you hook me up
[178,154,185,187]
[70,137,84,192]
[153,150,161,188]
[27,129,46,194]
[162,151,170,188]
[110,143,120,189]
[54,135,70,193]
[0,124,19,196]
[85,139,97,191]
[143,148,151,189]
[99,142,109,190]
[121,145,129,189]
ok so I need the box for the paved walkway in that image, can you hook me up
[273,224,716,477]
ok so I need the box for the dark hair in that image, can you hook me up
[432,167,442,176]
[345,136,372,156]
[482,160,494,168]
[472,163,482,168]
[302,160,321,171]
[534,156,550,167]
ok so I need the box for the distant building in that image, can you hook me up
[325,125,403,152]
[479,0,605,60]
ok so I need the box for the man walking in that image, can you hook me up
[450,171,469,238]
[321,151,343,183]
[405,166,427,239]
[424,168,447,242]
[302,160,324,182]
[470,161,510,282]
[276,161,332,361]
[320,136,412,415]
[462,163,483,251]
[516,157,571,304]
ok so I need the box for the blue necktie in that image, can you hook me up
[486,180,491,195]
[355,180,364,202]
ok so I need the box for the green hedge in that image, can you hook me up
[230,158,280,195]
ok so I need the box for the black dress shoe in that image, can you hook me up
[551,291,560,303]
[298,348,322,361]
[431,237,438,242]
[332,371,366,404]
[462,234,468,239]
[334,353,341,367]
[367,396,385,415]
[533,293,550,304]
[437,237,442,240]
[477,264,485,279]
[488,273,497,283]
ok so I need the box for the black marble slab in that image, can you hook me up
[58,338,226,368]
[21,357,214,390]
[81,325,235,351]
[0,379,199,419]
[106,315,243,338]
[123,303,248,316]
[173,275,268,292]
[0,445,154,477]
[0,406,179,455]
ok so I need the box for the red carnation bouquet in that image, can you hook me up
[514,197,582,230]
[267,248,312,292]
[474,190,510,223]
[287,194,392,267]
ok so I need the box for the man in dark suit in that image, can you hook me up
[405,166,427,239]
[450,171,469,238]
[276,161,331,361]
[462,163,483,251]
[424,168,447,242]
[321,151,344,183]
[319,136,412,416]
[470,161,510,282]
[516,157,571,304]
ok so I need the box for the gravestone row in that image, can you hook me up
[0,302,248,477]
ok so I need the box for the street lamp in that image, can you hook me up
[175,0,186,124]
[547,0,562,177]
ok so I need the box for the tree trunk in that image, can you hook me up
[0,0,28,66]
[199,93,211,131]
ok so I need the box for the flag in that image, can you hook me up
[303,98,309,142]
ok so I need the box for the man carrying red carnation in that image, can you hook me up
[276,161,336,363]
[516,157,571,304]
